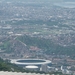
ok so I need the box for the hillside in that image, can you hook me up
[17,35,75,57]
[0,35,75,59]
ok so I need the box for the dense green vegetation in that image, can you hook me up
[0,40,13,53]
[0,58,26,72]
[18,35,75,57]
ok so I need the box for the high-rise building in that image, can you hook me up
[41,64,48,72]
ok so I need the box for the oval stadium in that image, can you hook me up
[10,59,52,72]
[10,59,51,66]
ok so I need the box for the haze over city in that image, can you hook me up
[0,0,75,75]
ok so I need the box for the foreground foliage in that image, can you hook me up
[0,58,26,72]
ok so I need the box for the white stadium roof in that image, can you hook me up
[10,59,51,65]
[25,65,38,69]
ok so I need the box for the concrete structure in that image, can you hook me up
[10,59,52,72]
[25,65,39,71]
[40,64,48,72]
[10,59,51,66]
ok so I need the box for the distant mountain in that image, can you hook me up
[63,0,75,2]
[0,0,63,3]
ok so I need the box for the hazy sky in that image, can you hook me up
[0,0,75,3]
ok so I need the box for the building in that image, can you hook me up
[40,64,48,72]
[10,59,52,72]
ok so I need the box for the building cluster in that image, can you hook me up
[0,1,75,75]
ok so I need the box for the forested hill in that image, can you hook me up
[18,35,75,57]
